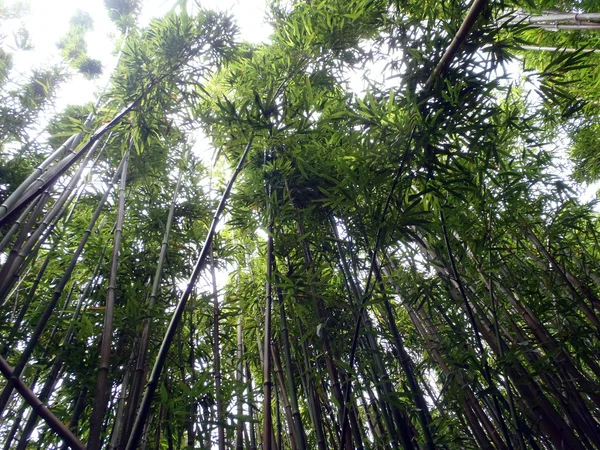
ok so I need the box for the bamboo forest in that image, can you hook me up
[2,0,600,448]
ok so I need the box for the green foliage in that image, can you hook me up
[70,9,94,31]
[570,122,600,183]
[104,0,141,32]
[57,10,104,78]
[1,1,600,449]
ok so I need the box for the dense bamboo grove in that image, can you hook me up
[1,0,600,448]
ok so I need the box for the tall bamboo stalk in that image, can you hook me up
[0,92,148,228]
[0,134,79,219]
[235,300,245,450]
[0,202,35,255]
[210,242,226,450]
[0,137,103,302]
[87,148,130,450]
[263,198,274,450]
[274,273,307,450]
[0,356,85,450]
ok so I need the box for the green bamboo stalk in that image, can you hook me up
[0,201,35,255]
[263,193,274,450]
[439,211,515,449]
[331,217,416,450]
[1,240,56,357]
[0,92,147,229]
[186,292,197,449]
[274,273,307,450]
[235,306,245,450]
[0,192,50,306]
[0,136,103,301]
[413,306,499,449]
[0,134,78,219]
[247,363,258,450]
[18,251,106,448]
[271,342,298,450]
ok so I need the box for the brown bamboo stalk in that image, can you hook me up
[210,242,226,450]
[263,212,274,450]
[87,148,130,450]
[271,344,299,450]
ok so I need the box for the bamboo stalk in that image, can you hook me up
[537,41,600,53]
[88,147,130,450]
[0,92,146,228]
[263,196,274,450]
[517,12,600,23]
[210,242,226,450]
[0,192,50,306]
[330,218,415,450]
[0,134,78,219]
[59,386,88,450]
[271,343,298,450]
[0,201,35,254]
[1,242,55,356]
[0,137,103,302]
[425,0,488,88]
[295,214,354,450]
[274,273,307,450]
[186,292,197,449]
[439,211,515,449]
[235,292,245,450]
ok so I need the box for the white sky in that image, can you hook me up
[2,0,273,110]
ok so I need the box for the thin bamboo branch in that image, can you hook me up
[425,0,488,89]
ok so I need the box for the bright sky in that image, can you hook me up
[2,0,273,110]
